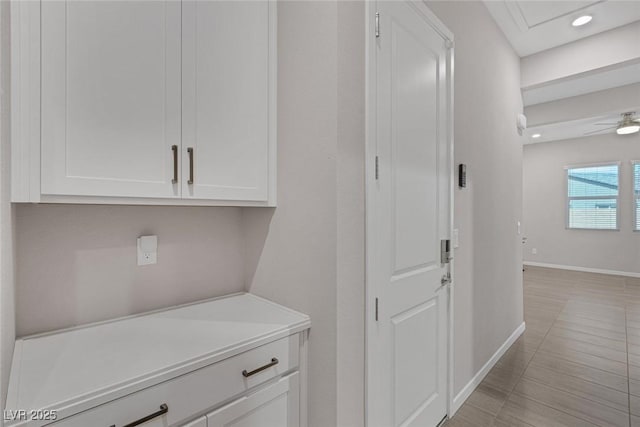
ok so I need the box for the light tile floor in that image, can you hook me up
[445,266,640,427]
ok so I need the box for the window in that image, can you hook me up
[566,163,619,230]
[635,162,640,231]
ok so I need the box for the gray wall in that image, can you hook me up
[243,2,345,426]
[336,1,365,426]
[243,3,366,426]
[523,133,640,274]
[428,1,525,398]
[1,0,15,411]
[15,205,246,336]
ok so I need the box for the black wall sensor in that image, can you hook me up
[459,164,466,188]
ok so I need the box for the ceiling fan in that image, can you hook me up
[585,112,640,136]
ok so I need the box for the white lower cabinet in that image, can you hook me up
[207,373,299,427]
[6,294,309,427]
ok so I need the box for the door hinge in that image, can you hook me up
[375,156,379,180]
[375,297,379,321]
[375,12,380,38]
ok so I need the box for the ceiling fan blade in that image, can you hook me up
[584,126,617,135]
[593,122,618,125]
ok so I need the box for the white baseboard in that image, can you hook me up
[523,261,640,279]
[450,321,526,416]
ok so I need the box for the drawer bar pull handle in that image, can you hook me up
[242,357,279,378]
[111,403,168,427]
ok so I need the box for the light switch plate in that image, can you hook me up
[137,235,157,266]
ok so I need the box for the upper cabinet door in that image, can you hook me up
[182,1,276,203]
[40,1,181,198]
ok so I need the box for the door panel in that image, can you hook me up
[392,299,440,426]
[182,1,272,201]
[391,19,440,274]
[41,1,181,198]
[369,2,451,426]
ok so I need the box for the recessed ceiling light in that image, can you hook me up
[572,15,592,27]
[531,133,541,138]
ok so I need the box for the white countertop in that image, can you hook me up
[5,293,310,423]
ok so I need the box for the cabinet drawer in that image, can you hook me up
[207,373,299,427]
[49,334,299,427]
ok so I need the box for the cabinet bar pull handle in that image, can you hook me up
[187,147,194,185]
[171,145,178,184]
[110,403,168,427]
[242,357,279,378]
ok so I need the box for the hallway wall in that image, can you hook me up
[242,2,366,426]
[428,0,525,402]
[0,0,15,412]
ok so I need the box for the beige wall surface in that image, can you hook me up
[1,0,15,411]
[428,0,525,398]
[336,1,366,426]
[15,205,246,336]
[523,134,640,274]
[243,3,366,426]
[243,2,342,426]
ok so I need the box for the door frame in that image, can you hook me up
[364,1,455,424]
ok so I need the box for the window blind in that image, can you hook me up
[567,164,619,230]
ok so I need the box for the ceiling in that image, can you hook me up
[522,58,640,106]
[524,109,640,144]
[485,1,640,57]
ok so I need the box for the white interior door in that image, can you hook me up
[40,1,181,198]
[182,1,274,202]
[368,1,452,426]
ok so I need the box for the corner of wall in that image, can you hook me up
[0,0,16,414]
[336,1,366,426]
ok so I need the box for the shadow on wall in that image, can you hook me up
[242,208,275,290]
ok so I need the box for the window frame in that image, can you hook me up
[564,161,621,231]
[633,161,640,232]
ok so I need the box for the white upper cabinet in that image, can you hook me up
[11,0,276,206]
[40,1,181,199]
[182,1,275,202]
